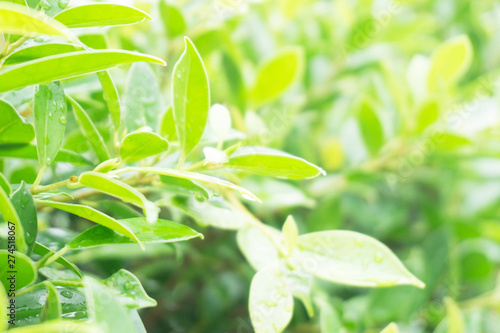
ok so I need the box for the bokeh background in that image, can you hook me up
[22,0,500,332]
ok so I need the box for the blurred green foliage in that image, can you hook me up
[1,0,500,332]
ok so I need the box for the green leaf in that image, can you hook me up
[282,216,298,256]
[68,96,110,162]
[317,297,342,332]
[444,297,464,333]
[431,132,471,151]
[33,242,82,278]
[381,323,400,333]
[12,284,88,326]
[119,167,261,202]
[78,172,159,224]
[41,281,61,322]
[2,43,82,66]
[0,2,75,41]
[54,4,151,28]
[357,100,384,156]
[84,276,136,333]
[296,231,425,288]
[11,182,37,255]
[159,175,209,199]
[172,37,210,158]
[427,35,473,90]
[159,1,186,37]
[37,0,69,17]
[250,48,304,107]
[415,100,439,133]
[102,269,156,309]
[97,71,122,131]
[0,186,27,253]
[96,200,143,220]
[0,250,36,290]
[237,225,281,270]
[0,172,11,196]
[79,32,108,49]
[159,105,177,141]
[0,284,7,332]
[226,147,324,179]
[125,62,161,131]
[119,131,169,163]
[7,321,98,333]
[0,49,166,94]
[0,99,35,144]
[66,217,202,250]
[39,266,79,281]
[0,144,92,165]
[33,81,67,168]
[172,197,249,230]
[36,200,143,248]
[249,266,293,333]
[222,52,246,111]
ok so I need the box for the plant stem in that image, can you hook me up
[176,153,186,169]
[183,159,206,172]
[31,177,71,195]
[38,246,70,268]
[31,165,47,190]
[5,35,29,55]
[226,191,287,257]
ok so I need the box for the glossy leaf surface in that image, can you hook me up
[0,250,36,290]
[3,43,82,66]
[55,4,151,28]
[66,217,202,249]
[172,37,210,157]
[0,2,75,40]
[0,50,166,93]
[79,172,159,223]
[33,81,67,167]
[0,99,35,144]
[36,200,142,247]
[102,269,156,309]
[226,147,324,179]
[249,266,293,333]
[68,97,110,162]
[119,131,169,163]
[296,231,425,288]
[11,182,37,255]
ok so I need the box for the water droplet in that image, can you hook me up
[58,0,69,8]
[354,237,364,247]
[124,282,133,291]
[48,112,53,119]
[61,291,73,299]
[46,157,52,166]
[176,72,181,78]
[34,108,40,119]
[374,252,383,263]
[44,136,50,144]
[59,115,66,124]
